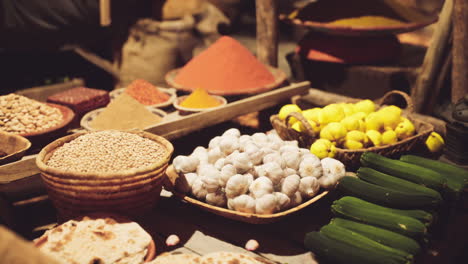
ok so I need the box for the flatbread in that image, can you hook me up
[36,217,152,264]
[148,252,201,264]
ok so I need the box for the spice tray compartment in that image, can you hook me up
[110,87,177,109]
[164,165,329,224]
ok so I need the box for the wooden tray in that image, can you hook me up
[165,65,287,96]
[164,165,329,224]
[280,0,438,36]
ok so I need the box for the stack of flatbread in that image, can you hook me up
[35,216,152,264]
[149,251,273,264]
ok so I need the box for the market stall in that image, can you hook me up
[1,0,468,264]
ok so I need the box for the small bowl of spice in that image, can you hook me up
[110,79,176,108]
[173,88,227,115]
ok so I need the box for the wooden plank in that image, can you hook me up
[452,0,468,103]
[146,82,310,140]
[256,0,279,67]
[411,0,453,113]
[0,156,39,184]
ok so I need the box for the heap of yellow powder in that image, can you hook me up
[180,88,222,109]
[329,16,405,27]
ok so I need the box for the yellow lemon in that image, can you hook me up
[395,117,416,140]
[344,139,364,150]
[381,130,398,145]
[354,99,376,114]
[310,139,337,159]
[338,103,356,117]
[366,130,382,147]
[302,108,322,124]
[379,105,402,116]
[365,112,385,132]
[341,116,366,132]
[318,104,345,125]
[346,130,368,145]
[278,104,302,125]
[425,132,445,153]
[291,120,320,134]
[320,122,347,143]
[351,112,367,121]
[378,106,402,131]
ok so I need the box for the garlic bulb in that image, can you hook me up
[233,152,253,173]
[262,162,284,185]
[251,132,269,145]
[239,135,252,146]
[288,191,303,208]
[207,147,224,164]
[280,174,301,197]
[263,152,285,169]
[255,194,277,214]
[284,140,299,147]
[299,148,310,156]
[219,135,239,155]
[254,165,267,178]
[267,132,282,144]
[249,176,274,199]
[299,176,320,198]
[261,147,275,156]
[228,194,256,213]
[202,174,221,193]
[219,164,236,186]
[208,136,221,150]
[191,146,208,164]
[214,158,225,170]
[320,158,346,189]
[279,145,299,154]
[244,144,264,165]
[175,172,198,194]
[274,192,291,211]
[284,168,297,177]
[281,151,301,171]
[224,150,240,165]
[225,174,249,199]
[244,173,254,186]
[298,154,323,178]
[222,128,241,138]
[197,164,219,177]
[173,155,199,174]
[206,190,227,207]
[191,177,208,200]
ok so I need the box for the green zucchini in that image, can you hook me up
[338,176,441,209]
[304,232,413,264]
[360,152,446,191]
[329,218,421,255]
[400,155,468,187]
[320,224,413,261]
[331,196,427,238]
[356,167,443,202]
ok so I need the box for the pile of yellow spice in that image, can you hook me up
[179,88,222,109]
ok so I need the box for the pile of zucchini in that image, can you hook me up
[304,152,468,264]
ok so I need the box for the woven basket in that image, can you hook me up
[36,131,173,220]
[270,90,434,169]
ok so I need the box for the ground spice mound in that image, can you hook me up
[46,130,166,173]
[174,36,275,93]
[125,79,170,105]
[180,88,221,109]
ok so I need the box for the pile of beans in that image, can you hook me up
[46,130,167,173]
[0,94,63,134]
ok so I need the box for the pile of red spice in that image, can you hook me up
[174,36,275,94]
[125,79,170,105]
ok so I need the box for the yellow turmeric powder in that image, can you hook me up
[329,16,405,27]
[180,88,222,109]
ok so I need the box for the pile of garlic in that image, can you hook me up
[172,128,346,215]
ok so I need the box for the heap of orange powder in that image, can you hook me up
[174,36,275,94]
[125,79,170,105]
[180,88,221,109]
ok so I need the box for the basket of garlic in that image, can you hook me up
[270,90,434,169]
[164,128,346,224]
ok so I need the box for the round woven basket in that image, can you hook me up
[270,90,434,170]
[36,130,173,220]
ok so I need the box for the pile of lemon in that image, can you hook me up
[278,100,417,159]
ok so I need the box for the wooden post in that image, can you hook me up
[411,0,453,113]
[256,0,278,67]
[452,0,468,103]
[100,0,111,26]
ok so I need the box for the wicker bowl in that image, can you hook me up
[36,130,173,220]
[270,90,434,169]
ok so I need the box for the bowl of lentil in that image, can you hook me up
[110,87,177,109]
[35,130,174,219]
[0,131,32,165]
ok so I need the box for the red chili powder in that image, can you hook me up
[174,36,275,93]
[125,79,170,105]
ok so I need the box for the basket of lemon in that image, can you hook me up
[270,90,434,169]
